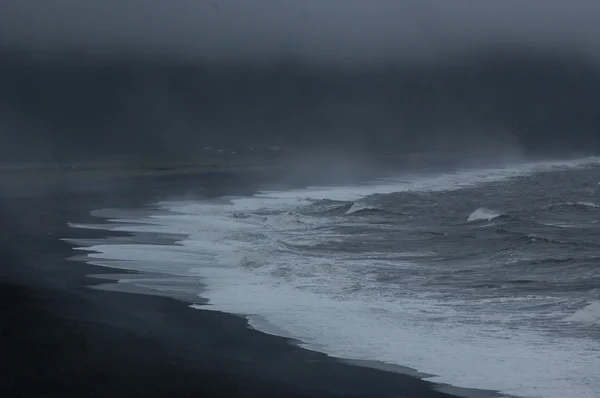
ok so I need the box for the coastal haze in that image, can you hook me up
[2,2,600,398]
[3,0,600,61]
[1,0,600,163]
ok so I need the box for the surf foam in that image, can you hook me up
[564,301,600,325]
[67,157,600,398]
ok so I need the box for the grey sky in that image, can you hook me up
[2,0,600,63]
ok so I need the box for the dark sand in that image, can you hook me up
[0,170,473,398]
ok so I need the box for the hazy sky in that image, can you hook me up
[2,0,600,63]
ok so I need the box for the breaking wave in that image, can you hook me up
[467,208,504,222]
[563,302,600,325]
[345,203,387,216]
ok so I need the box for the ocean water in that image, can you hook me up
[66,156,600,398]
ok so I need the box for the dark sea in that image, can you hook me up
[66,155,600,398]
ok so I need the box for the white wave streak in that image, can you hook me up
[345,202,381,215]
[564,301,600,325]
[467,208,503,222]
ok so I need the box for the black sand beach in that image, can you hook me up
[0,170,469,398]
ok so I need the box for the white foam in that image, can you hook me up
[67,157,600,398]
[467,208,503,222]
[187,272,599,398]
[564,302,600,325]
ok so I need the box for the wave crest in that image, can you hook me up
[467,208,503,222]
[563,301,600,325]
[345,203,385,215]
[544,201,599,210]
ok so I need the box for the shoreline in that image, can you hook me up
[1,170,500,398]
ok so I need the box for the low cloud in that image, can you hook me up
[2,1,600,63]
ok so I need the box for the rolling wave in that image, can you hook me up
[563,302,600,325]
[345,203,390,216]
[467,208,504,222]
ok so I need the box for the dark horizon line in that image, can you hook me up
[2,41,599,69]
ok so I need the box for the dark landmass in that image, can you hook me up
[1,46,599,163]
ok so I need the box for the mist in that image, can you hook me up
[1,1,600,166]
[3,0,600,63]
